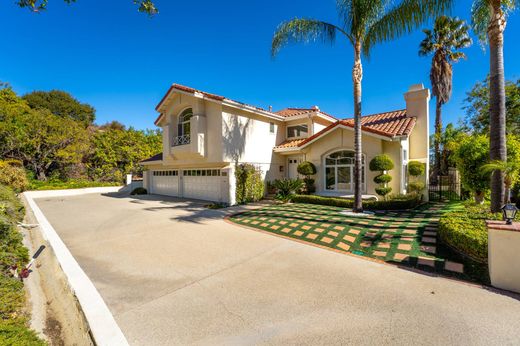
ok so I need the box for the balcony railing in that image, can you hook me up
[172,134,190,147]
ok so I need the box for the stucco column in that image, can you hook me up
[487,220,520,293]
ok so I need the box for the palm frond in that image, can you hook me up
[363,0,454,58]
[471,0,491,45]
[271,18,348,57]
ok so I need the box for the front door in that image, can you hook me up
[288,156,301,179]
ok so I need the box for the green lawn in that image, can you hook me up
[229,202,485,282]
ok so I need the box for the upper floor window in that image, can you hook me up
[269,122,275,134]
[287,124,308,138]
[178,108,193,137]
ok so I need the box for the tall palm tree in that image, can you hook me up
[472,0,519,212]
[419,16,472,182]
[271,0,453,212]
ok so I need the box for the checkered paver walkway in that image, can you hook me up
[229,203,464,275]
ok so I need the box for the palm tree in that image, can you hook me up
[481,159,520,203]
[271,0,453,212]
[419,16,472,182]
[472,0,519,212]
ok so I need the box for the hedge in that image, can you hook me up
[437,201,512,263]
[290,194,421,210]
[235,164,264,204]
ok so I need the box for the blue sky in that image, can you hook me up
[0,0,519,132]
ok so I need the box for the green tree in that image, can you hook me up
[16,0,158,15]
[419,16,472,179]
[23,90,96,125]
[87,127,162,182]
[462,77,520,135]
[271,0,453,212]
[472,0,519,211]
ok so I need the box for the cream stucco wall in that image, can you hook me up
[301,128,386,196]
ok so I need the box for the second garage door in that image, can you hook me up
[182,169,222,201]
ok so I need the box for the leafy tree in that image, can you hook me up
[271,0,453,212]
[23,90,96,125]
[481,159,520,203]
[297,161,317,194]
[462,77,520,135]
[407,161,426,194]
[0,94,89,180]
[419,16,472,179]
[452,133,520,203]
[16,0,158,15]
[472,0,519,211]
[87,127,162,182]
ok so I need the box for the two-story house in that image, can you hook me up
[141,83,430,205]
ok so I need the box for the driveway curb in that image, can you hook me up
[24,187,128,346]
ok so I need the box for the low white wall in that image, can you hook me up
[24,187,129,346]
[488,221,520,294]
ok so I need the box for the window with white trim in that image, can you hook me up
[287,124,308,138]
[324,150,365,192]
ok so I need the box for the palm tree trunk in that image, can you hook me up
[353,41,363,212]
[434,98,443,179]
[488,2,507,212]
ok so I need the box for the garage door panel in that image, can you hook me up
[182,169,222,202]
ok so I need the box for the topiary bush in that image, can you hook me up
[408,161,425,177]
[297,161,317,194]
[369,154,394,171]
[369,154,394,200]
[235,164,265,204]
[297,161,317,176]
[407,161,426,196]
[130,187,147,195]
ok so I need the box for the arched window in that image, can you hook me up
[324,150,365,192]
[178,108,193,137]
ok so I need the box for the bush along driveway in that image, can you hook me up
[228,202,484,283]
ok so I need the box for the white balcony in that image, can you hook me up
[172,134,190,146]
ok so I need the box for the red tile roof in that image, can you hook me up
[274,138,306,149]
[275,107,338,120]
[298,110,415,148]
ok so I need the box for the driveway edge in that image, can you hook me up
[24,187,129,346]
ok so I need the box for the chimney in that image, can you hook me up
[312,105,320,111]
[404,83,430,199]
[269,105,273,112]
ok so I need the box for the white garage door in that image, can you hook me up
[151,170,179,196]
[182,169,222,201]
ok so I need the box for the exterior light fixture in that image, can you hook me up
[501,203,518,225]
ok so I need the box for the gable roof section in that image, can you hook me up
[275,107,338,122]
[273,138,307,150]
[298,110,415,148]
[155,84,284,125]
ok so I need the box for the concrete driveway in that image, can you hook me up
[36,192,520,345]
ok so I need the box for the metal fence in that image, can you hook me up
[428,171,462,202]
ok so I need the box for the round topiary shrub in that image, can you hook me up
[374,173,392,184]
[408,161,425,177]
[375,187,393,197]
[130,187,148,195]
[369,154,394,172]
[297,161,317,176]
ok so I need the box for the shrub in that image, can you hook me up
[297,161,317,176]
[235,164,265,204]
[0,161,29,192]
[408,161,425,177]
[369,154,394,171]
[374,174,392,184]
[375,187,393,197]
[370,155,394,199]
[408,181,425,194]
[290,194,421,210]
[273,179,304,202]
[130,187,147,195]
[297,161,317,194]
